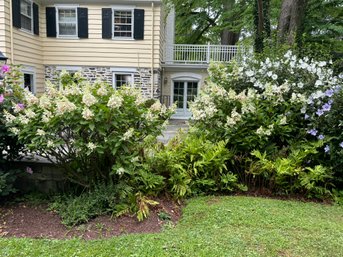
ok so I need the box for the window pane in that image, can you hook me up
[113,10,132,38]
[115,74,132,88]
[20,0,31,17]
[21,15,32,31]
[173,82,184,109]
[58,9,76,22]
[23,73,33,93]
[59,23,77,35]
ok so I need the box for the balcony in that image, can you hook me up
[164,44,240,66]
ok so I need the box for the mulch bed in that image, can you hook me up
[0,198,182,240]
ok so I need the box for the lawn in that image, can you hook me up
[1,196,343,257]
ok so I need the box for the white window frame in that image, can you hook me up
[21,67,36,94]
[112,6,135,40]
[20,0,33,33]
[55,5,79,38]
[112,72,134,89]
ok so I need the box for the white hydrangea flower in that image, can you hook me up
[87,142,97,151]
[150,101,162,112]
[279,116,287,125]
[47,140,54,148]
[123,128,134,140]
[39,95,51,108]
[96,85,108,96]
[18,115,29,125]
[37,129,46,136]
[3,110,16,123]
[107,95,123,109]
[42,110,52,123]
[82,108,94,120]
[82,91,97,107]
[56,98,77,115]
[24,91,38,106]
[9,127,19,135]
[116,167,125,176]
[24,109,36,119]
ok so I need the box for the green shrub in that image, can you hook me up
[149,134,245,197]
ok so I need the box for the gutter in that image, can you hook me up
[150,1,154,98]
[9,0,14,63]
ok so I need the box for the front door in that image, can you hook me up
[173,81,198,118]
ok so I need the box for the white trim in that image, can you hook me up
[170,72,202,81]
[56,66,82,71]
[110,67,137,72]
[56,6,79,38]
[110,5,136,9]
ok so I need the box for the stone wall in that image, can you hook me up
[45,66,161,99]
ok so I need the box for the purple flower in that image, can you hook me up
[308,129,318,136]
[17,103,25,109]
[325,89,334,97]
[324,145,330,153]
[25,167,33,175]
[316,109,324,116]
[322,103,331,112]
[318,134,325,140]
[339,142,343,148]
[1,65,10,73]
[304,114,309,120]
[0,94,4,104]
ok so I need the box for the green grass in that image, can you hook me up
[1,196,343,256]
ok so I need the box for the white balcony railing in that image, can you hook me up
[164,44,240,65]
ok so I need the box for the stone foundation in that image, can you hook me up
[45,66,161,99]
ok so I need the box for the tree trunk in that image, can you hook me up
[277,0,307,45]
[220,0,240,45]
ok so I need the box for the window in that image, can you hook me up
[20,0,32,31]
[21,72,35,94]
[57,7,77,37]
[113,73,134,89]
[113,9,133,38]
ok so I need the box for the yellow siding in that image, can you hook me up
[42,4,162,69]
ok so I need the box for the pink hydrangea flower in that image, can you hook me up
[0,94,4,103]
[1,65,10,73]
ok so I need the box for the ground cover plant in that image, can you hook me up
[1,196,343,256]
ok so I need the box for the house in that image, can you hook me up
[0,0,238,119]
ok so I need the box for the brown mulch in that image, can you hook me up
[0,198,182,240]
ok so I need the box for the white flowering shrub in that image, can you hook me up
[190,50,343,196]
[6,73,174,189]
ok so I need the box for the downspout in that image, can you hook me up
[150,1,154,98]
[9,0,14,63]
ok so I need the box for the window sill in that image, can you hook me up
[112,37,135,41]
[19,28,35,36]
[56,36,80,40]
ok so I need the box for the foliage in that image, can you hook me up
[190,50,342,193]
[5,72,174,188]
[1,196,343,256]
[0,169,19,197]
[250,141,333,197]
[148,133,245,197]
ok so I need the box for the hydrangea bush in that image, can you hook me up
[190,50,342,195]
[0,65,25,197]
[6,72,175,188]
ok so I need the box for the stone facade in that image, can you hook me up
[45,66,161,99]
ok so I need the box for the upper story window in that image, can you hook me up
[20,0,32,31]
[113,10,133,38]
[102,8,144,40]
[46,7,88,39]
[12,0,39,35]
[57,7,78,37]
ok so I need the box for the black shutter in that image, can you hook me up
[33,3,39,35]
[12,0,21,28]
[102,8,112,39]
[78,8,88,38]
[134,9,144,40]
[46,7,56,37]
